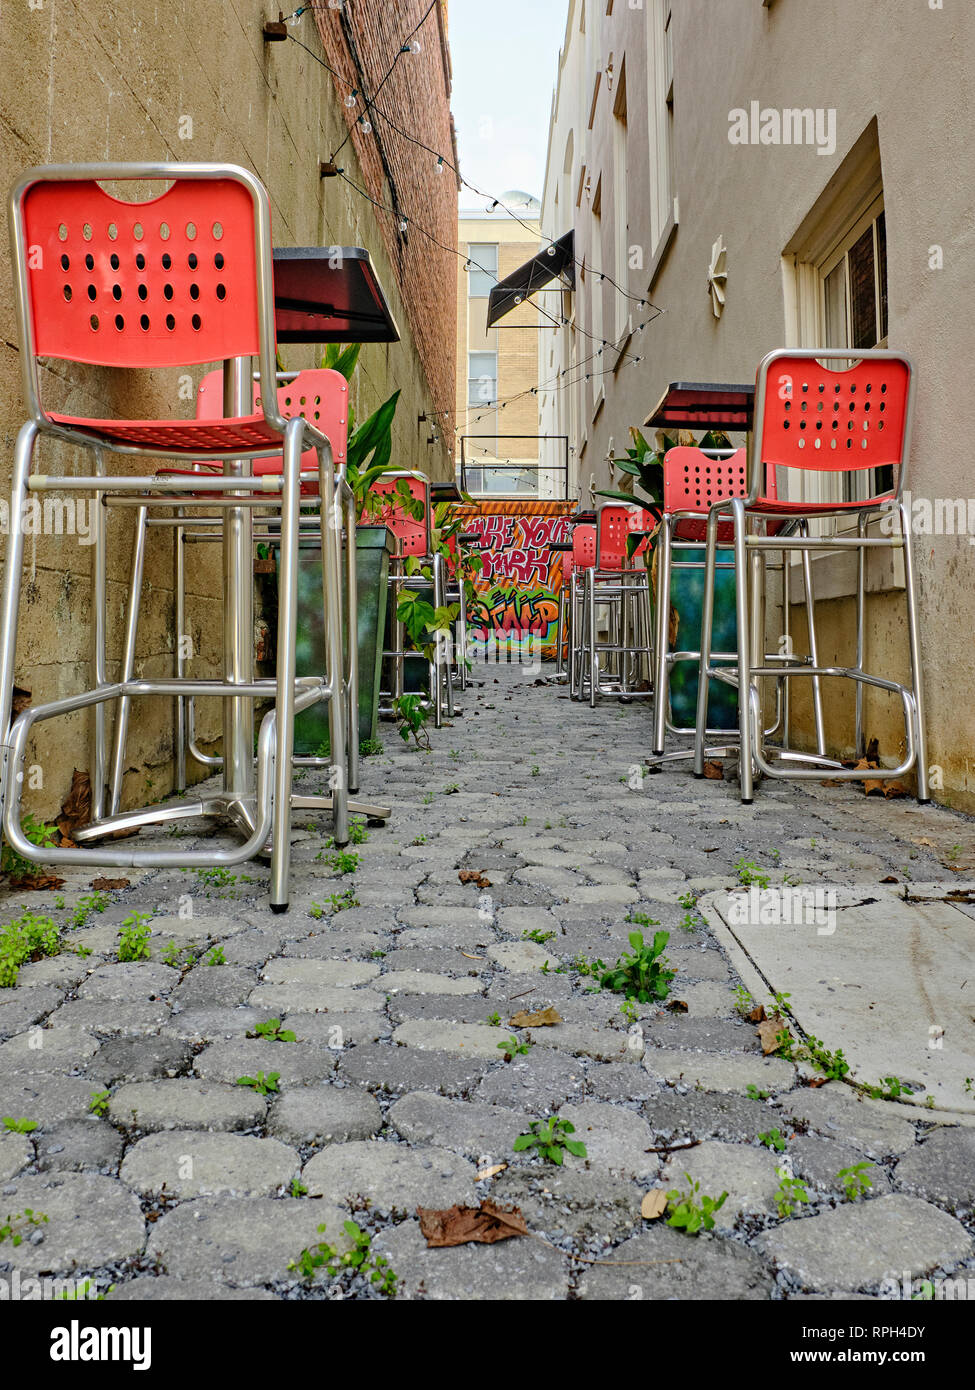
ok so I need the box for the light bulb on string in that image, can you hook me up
[359,117,373,134]
[344,90,358,109]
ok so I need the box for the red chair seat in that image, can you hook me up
[48,411,282,456]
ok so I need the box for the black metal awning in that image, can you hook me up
[486,230,575,328]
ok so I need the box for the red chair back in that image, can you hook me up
[367,474,431,557]
[195,368,349,469]
[755,351,911,502]
[20,177,261,369]
[597,504,652,571]
[572,524,597,570]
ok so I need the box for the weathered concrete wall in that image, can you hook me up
[542,0,975,809]
[0,0,456,819]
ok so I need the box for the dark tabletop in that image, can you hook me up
[272,247,400,345]
[644,381,754,432]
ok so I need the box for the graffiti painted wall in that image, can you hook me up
[453,500,575,658]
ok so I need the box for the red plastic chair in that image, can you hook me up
[693,349,927,804]
[578,504,654,706]
[2,162,349,912]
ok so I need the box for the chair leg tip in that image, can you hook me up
[270,902,288,915]
[741,798,753,805]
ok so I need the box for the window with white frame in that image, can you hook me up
[467,243,498,297]
[647,0,676,260]
[468,350,498,406]
[613,61,629,341]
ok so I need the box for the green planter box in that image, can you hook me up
[666,545,739,731]
[277,525,393,753]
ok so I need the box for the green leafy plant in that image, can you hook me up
[746,1084,770,1101]
[359,739,384,758]
[0,911,61,987]
[248,1018,295,1043]
[327,848,360,876]
[160,940,193,969]
[803,1035,850,1081]
[117,912,152,963]
[513,1116,587,1166]
[774,1168,810,1218]
[522,927,555,945]
[289,1219,397,1297]
[290,1178,308,1199]
[89,1090,110,1117]
[758,1127,787,1152]
[325,889,359,913]
[497,1035,531,1061]
[2,1116,38,1134]
[666,1175,728,1234]
[1,814,58,881]
[836,1161,874,1202]
[236,1071,280,1095]
[392,692,431,749]
[0,1208,48,1246]
[733,985,754,1017]
[864,1075,915,1101]
[70,891,108,929]
[204,945,226,966]
[486,1011,501,1027]
[735,858,771,888]
[598,930,675,1003]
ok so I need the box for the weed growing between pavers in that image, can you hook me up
[0,910,61,985]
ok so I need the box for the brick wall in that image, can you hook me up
[315,1,458,447]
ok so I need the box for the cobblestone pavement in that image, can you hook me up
[1,663,974,1301]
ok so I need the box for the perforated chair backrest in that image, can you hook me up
[663,446,770,513]
[572,524,597,570]
[755,350,912,500]
[597,504,652,570]
[196,368,349,466]
[19,178,260,368]
[367,473,431,557]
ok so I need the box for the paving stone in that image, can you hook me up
[892,1127,975,1211]
[392,1020,510,1059]
[486,941,552,973]
[642,1018,763,1053]
[303,1140,478,1212]
[248,982,383,1015]
[394,925,497,950]
[555,1102,658,1181]
[163,1006,266,1041]
[643,1092,777,1145]
[373,1217,569,1300]
[267,1086,383,1147]
[110,1276,279,1301]
[474,1052,587,1112]
[642,1049,797,1095]
[219,932,289,968]
[755,1194,973,1292]
[77,963,179,1002]
[530,1024,635,1064]
[490,1165,644,1242]
[92,1035,193,1086]
[171,966,257,1008]
[121,1132,299,1198]
[387,1091,526,1161]
[781,1084,917,1158]
[283,1011,391,1047]
[35,1120,124,1174]
[0,1130,32,1181]
[382,948,484,976]
[656,947,732,983]
[194,1038,337,1086]
[577,1227,775,1300]
[48,1000,171,1036]
[146,1195,352,1284]
[0,1073,104,1129]
[789,1134,892,1197]
[0,1173,145,1274]
[495,907,561,936]
[586,1062,656,1103]
[568,885,640,906]
[261,958,382,988]
[375,970,483,997]
[0,987,71,1037]
[15,956,93,991]
[661,1140,782,1228]
[396,907,486,930]
[281,932,386,959]
[0,1027,100,1071]
[337,1044,491,1097]
[386,995,499,1027]
[109,1079,266,1132]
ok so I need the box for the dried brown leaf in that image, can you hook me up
[757,1012,791,1056]
[703,760,724,780]
[416,1200,527,1248]
[508,1006,562,1028]
[6,872,65,891]
[666,999,688,1013]
[640,1190,669,1221]
[91,877,130,891]
[56,769,92,840]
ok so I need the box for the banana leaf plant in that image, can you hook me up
[318,342,403,515]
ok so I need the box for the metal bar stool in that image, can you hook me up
[693,348,928,803]
[0,161,349,910]
[580,504,655,707]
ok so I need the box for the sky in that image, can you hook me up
[448,0,565,210]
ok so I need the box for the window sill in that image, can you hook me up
[648,206,678,292]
